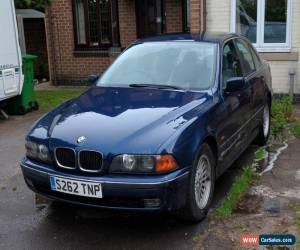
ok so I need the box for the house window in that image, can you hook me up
[73,0,120,50]
[231,0,292,52]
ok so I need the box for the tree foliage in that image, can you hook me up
[14,0,52,10]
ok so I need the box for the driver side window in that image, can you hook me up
[222,40,243,87]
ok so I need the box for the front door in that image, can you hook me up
[136,0,164,38]
[217,39,251,173]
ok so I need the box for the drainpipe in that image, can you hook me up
[289,68,296,100]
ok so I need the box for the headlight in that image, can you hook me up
[25,140,52,164]
[109,154,178,174]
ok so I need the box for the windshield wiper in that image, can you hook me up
[129,83,183,90]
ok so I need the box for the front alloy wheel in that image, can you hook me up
[194,155,212,209]
[180,143,215,222]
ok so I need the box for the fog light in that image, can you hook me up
[143,198,161,208]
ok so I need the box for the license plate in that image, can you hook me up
[50,176,103,198]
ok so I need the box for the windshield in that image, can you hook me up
[98,42,217,90]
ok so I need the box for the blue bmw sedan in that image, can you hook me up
[21,32,272,221]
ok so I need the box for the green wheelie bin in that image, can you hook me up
[8,54,39,115]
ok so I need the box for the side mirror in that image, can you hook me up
[87,74,99,85]
[225,77,246,93]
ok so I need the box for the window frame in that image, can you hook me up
[221,38,244,88]
[230,0,292,52]
[72,0,120,51]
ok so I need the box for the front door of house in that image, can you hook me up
[136,0,164,38]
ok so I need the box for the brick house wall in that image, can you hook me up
[23,18,49,79]
[45,0,112,85]
[165,0,183,33]
[46,0,201,85]
[190,0,203,33]
[118,0,137,48]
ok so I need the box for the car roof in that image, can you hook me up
[134,32,239,45]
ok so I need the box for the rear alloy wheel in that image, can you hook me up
[180,143,215,222]
[255,102,271,146]
[263,104,270,138]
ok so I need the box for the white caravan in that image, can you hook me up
[0,0,23,102]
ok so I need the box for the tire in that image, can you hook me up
[179,143,216,222]
[254,101,271,146]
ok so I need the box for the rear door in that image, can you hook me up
[234,38,265,132]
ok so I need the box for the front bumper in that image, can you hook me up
[20,157,191,211]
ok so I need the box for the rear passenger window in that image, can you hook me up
[249,45,262,70]
[235,39,255,75]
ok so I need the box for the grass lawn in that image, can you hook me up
[36,89,86,110]
[292,120,300,137]
[212,165,257,219]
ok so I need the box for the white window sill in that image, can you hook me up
[259,52,298,61]
[255,47,292,53]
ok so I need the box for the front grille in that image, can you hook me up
[55,148,76,169]
[79,150,103,172]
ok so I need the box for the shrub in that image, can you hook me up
[271,96,293,139]
[291,121,300,137]
[213,166,257,219]
[14,0,51,10]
